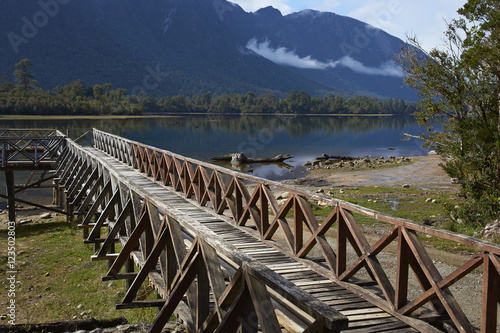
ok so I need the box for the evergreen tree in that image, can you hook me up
[13,58,38,91]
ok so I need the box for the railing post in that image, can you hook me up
[481,253,500,333]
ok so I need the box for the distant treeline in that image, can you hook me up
[1,59,417,116]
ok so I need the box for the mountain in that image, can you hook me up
[0,0,416,100]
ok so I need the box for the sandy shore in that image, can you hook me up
[286,155,455,190]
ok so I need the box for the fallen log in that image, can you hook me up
[211,152,293,165]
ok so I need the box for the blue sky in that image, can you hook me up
[229,0,467,49]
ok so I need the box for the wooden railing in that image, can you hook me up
[58,132,347,332]
[0,129,66,168]
[91,128,500,333]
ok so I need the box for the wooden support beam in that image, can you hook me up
[5,170,15,222]
[0,192,69,216]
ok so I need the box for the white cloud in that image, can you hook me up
[246,38,329,69]
[246,38,404,77]
[230,0,465,50]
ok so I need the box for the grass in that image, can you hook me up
[0,219,158,326]
[311,186,486,253]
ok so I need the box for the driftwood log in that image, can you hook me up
[211,152,293,165]
[316,154,357,161]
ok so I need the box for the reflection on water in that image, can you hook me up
[0,115,441,182]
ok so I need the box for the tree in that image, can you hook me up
[13,58,38,91]
[395,0,500,225]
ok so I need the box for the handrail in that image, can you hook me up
[91,128,500,333]
[60,131,348,332]
[91,128,500,254]
[0,129,67,167]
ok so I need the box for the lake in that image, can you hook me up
[0,115,437,184]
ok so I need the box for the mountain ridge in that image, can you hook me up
[0,0,416,100]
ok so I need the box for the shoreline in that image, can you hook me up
[284,154,455,190]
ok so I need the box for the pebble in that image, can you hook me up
[402,184,410,188]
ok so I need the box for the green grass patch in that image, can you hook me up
[0,220,158,326]
[312,186,487,253]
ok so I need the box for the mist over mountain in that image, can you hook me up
[0,0,416,100]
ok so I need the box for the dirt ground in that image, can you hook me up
[291,155,454,189]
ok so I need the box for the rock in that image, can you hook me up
[421,219,433,226]
[431,199,439,204]
[339,189,345,194]
[327,191,334,196]
[316,189,324,193]
[77,304,84,309]
[40,212,52,219]
[45,272,50,277]
[425,198,432,203]
[402,184,410,188]
[451,178,463,184]
[428,150,438,155]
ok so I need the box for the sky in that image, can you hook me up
[229,0,467,50]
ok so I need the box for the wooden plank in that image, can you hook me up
[347,312,393,322]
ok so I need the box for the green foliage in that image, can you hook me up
[13,58,38,92]
[395,0,500,225]
[0,59,417,116]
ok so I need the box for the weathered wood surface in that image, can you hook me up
[0,129,66,169]
[54,128,500,333]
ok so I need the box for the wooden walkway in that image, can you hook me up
[87,146,415,332]
[48,128,499,333]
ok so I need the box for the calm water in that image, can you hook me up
[0,115,437,182]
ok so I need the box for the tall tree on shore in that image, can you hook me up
[395,0,500,224]
[13,58,38,92]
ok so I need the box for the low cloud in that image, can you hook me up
[246,38,403,77]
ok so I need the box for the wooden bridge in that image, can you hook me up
[4,128,500,333]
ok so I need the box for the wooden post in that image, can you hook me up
[5,170,15,222]
[107,229,115,271]
[125,257,134,289]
